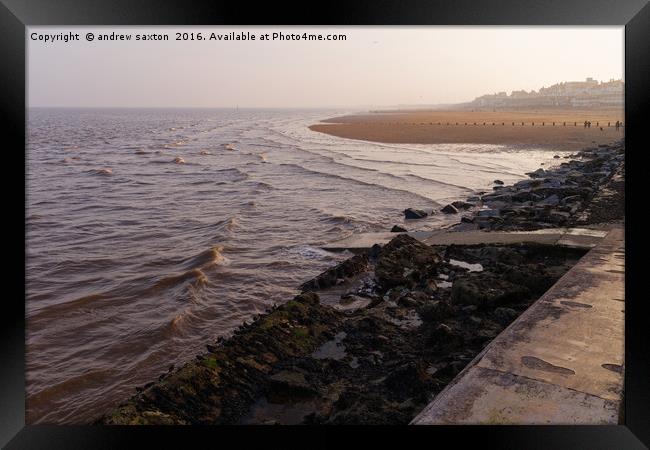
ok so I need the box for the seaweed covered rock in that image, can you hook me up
[375,235,442,290]
[300,254,369,291]
[99,292,342,425]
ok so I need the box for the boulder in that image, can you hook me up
[375,234,441,290]
[441,204,459,214]
[451,201,474,210]
[391,225,407,233]
[404,208,428,219]
[300,254,369,291]
[493,179,504,185]
[527,168,546,178]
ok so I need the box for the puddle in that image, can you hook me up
[311,332,347,360]
[449,259,484,272]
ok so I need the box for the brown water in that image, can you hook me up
[26,108,561,423]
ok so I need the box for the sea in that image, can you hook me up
[26,107,561,423]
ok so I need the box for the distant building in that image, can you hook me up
[468,78,623,109]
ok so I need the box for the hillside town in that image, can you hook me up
[469,78,624,109]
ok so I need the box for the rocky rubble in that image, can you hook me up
[448,140,625,231]
[403,140,624,229]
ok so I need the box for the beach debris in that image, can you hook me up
[173,156,185,164]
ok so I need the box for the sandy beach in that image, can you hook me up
[309,109,624,151]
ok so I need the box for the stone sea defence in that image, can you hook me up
[100,140,624,425]
[440,140,624,231]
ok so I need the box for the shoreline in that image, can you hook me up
[309,109,624,151]
[99,140,624,425]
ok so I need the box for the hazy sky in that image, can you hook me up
[28,26,624,108]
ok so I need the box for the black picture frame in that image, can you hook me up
[2,0,649,448]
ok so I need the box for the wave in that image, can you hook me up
[88,168,112,176]
[146,268,208,293]
[217,167,249,182]
[279,163,440,207]
[181,246,228,271]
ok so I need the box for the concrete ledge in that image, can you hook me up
[411,225,624,425]
[322,228,607,252]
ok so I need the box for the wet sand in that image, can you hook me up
[309,109,624,151]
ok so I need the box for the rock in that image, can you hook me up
[451,201,474,210]
[268,370,316,396]
[397,296,418,307]
[493,307,519,325]
[441,204,459,214]
[404,208,428,219]
[561,195,582,206]
[423,280,438,295]
[493,179,504,185]
[477,209,500,217]
[536,194,560,207]
[428,323,463,347]
[481,193,512,203]
[484,200,507,209]
[301,254,369,291]
[450,273,530,307]
[466,196,481,202]
[527,168,546,178]
[417,300,452,322]
[553,155,560,159]
[375,234,441,290]
[391,225,407,233]
[369,244,382,259]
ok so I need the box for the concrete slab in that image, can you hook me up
[321,228,607,252]
[411,226,624,425]
[411,366,620,424]
[321,231,436,252]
